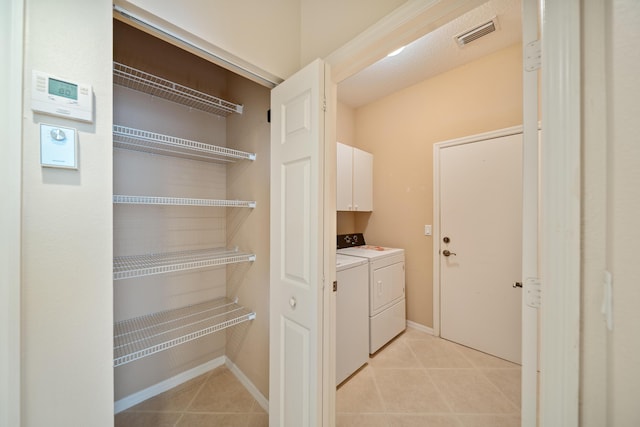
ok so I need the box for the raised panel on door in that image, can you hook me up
[336,142,353,211]
[371,262,405,314]
[270,59,325,427]
[352,148,372,211]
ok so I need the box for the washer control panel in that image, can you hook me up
[337,233,366,249]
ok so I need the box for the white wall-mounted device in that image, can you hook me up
[31,70,93,123]
[40,123,78,169]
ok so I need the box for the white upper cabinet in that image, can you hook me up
[337,142,373,212]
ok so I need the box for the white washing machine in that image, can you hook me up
[336,254,369,385]
[337,234,406,354]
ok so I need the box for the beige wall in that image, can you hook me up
[21,0,114,426]
[343,43,522,328]
[226,72,272,399]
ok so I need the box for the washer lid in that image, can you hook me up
[337,246,404,260]
[336,254,368,271]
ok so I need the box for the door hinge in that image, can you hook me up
[525,40,541,72]
[524,277,541,308]
[323,96,327,112]
[333,280,337,292]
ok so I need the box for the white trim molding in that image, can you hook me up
[521,1,541,426]
[226,358,269,413]
[1,0,23,426]
[406,320,434,336]
[114,356,269,415]
[540,0,581,426]
[114,356,226,413]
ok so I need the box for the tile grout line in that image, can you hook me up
[405,334,465,426]
[181,369,215,417]
[477,367,521,414]
[368,364,392,427]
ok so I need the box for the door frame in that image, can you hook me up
[108,0,583,424]
[1,0,23,426]
[539,1,581,425]
[334,1,583,424]
[432,125,523,337]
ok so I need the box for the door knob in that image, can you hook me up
[289,297,297,309]
[442,249,456,257]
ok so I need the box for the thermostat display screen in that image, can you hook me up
[49,78,78,100]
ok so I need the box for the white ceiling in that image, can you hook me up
[337,0,522,108]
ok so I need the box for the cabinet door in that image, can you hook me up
[336,142,353,211]
[352,148,373,211]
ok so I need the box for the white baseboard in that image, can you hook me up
[114,356,270,415]
[226,359,269,413]
[406,320,435,335]
[114,356,225,414]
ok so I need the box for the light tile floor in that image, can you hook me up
[115,366,268,427]
[115,328,520,427]
[336,328,521,427]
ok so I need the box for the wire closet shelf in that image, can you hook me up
[113,125,256,163]
[114,297,256,367]
[113,62,243,116]
[113,195,256,208]
[113,247,256,281]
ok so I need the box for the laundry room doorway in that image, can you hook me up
[434,128,523,364]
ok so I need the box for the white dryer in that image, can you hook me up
[337,234,406,354]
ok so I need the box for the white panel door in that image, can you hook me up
[439,133,523,363]
[270,59,326,427]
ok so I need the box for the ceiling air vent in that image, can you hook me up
[455,16,499,47]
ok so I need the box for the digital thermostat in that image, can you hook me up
[40,123,78,169]
[31,70,93,123]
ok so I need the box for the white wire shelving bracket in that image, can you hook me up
[113,297,256,367]
[113,62,243,116]
[113,125,256,163]
[113,195,256,208]
[113,247,256,281]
